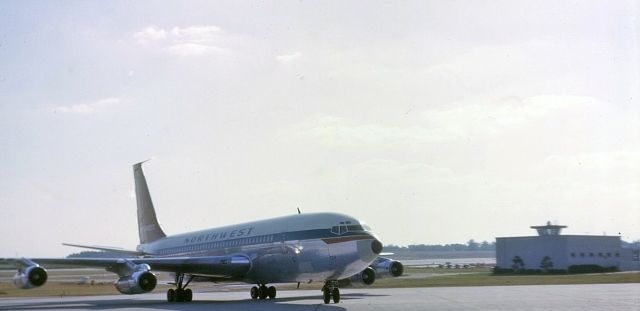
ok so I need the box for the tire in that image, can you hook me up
[323,288,331,304]
[167,289,176,302]
[250,286,259,299]
[176,288,185,302]
[259,285,268,299]
[184,288,193,302]
[268,286,277,299]
[332,288,340,303]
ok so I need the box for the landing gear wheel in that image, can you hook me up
[167,274,194,303]
[258,285,268,299]
[268,286,277,299]
[332,288,340,303]
[250,286,259,299]
[167,289,176,302]
[323,288,331,304]
[175,288,185,302]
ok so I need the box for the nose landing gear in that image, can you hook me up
[322,280,340,304]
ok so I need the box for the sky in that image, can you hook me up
[0,1,638,257]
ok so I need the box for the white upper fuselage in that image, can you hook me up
[137,212,381,284]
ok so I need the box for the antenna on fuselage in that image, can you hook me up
[297,207,301,214]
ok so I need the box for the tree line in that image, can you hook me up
[385,239,496,252]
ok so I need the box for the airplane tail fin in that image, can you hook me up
[133,161,166,244]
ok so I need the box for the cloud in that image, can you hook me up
[285,95,597,146]
[539,150,640,184]
[168,43,230,56]
[51,97,122,115]
[133,25,233,56]
[276,52,302,64]
[170,25,221,41]
[133,26,167,43]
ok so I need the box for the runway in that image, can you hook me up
[0,283,638,310]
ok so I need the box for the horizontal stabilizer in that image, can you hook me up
[62,243,148,256]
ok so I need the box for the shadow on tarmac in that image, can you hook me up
[0,293,387,311]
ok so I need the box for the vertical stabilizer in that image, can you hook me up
[133,161,166,244]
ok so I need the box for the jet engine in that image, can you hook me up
[352,266,376,285]
[371,257,404,277]
[114,266,157,294]
[339,266,376,287]
[13,265,48,289]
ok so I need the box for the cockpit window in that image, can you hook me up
[331,222,370,235]
[347,225,364,231]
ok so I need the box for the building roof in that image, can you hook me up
[530,221,567,236]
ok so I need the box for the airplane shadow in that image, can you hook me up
[0,295,372,311]
[0,291,390,311]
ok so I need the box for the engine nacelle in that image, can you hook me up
[13,265,48,289]
[339,267,376,287]
[114,270,157,295]
[371,257,404,277]
[352,266,376,285]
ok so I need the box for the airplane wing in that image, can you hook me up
[27,255,251,278]
[2,255,251,281]
[62,243,149,256]
[3,255,251,295]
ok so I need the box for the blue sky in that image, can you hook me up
[1,1,638,256]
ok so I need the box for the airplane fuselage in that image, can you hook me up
[137,212,382,284]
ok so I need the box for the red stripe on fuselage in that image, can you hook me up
[322,235,371,244]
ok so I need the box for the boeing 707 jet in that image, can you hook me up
[4,162,403,303]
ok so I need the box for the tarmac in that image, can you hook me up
[0,283,638,310]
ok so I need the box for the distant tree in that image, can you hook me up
[540,256,553,272]
[384,241,496,252]
[479,241,496,251]
[512,256,525,272]
[467,239,479,251]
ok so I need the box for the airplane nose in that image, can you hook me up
[371,240,382,255]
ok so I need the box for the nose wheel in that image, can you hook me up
[322,280,340,304]
[250,284,277,300]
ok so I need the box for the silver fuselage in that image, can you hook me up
[137,212,380,284]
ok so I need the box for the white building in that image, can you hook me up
[496,222,623,272]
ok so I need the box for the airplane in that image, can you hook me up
[5,161,402,304]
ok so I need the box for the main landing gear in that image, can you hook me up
[322,280,340,304]
[167,274,194,303]
[250,284,277,300]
